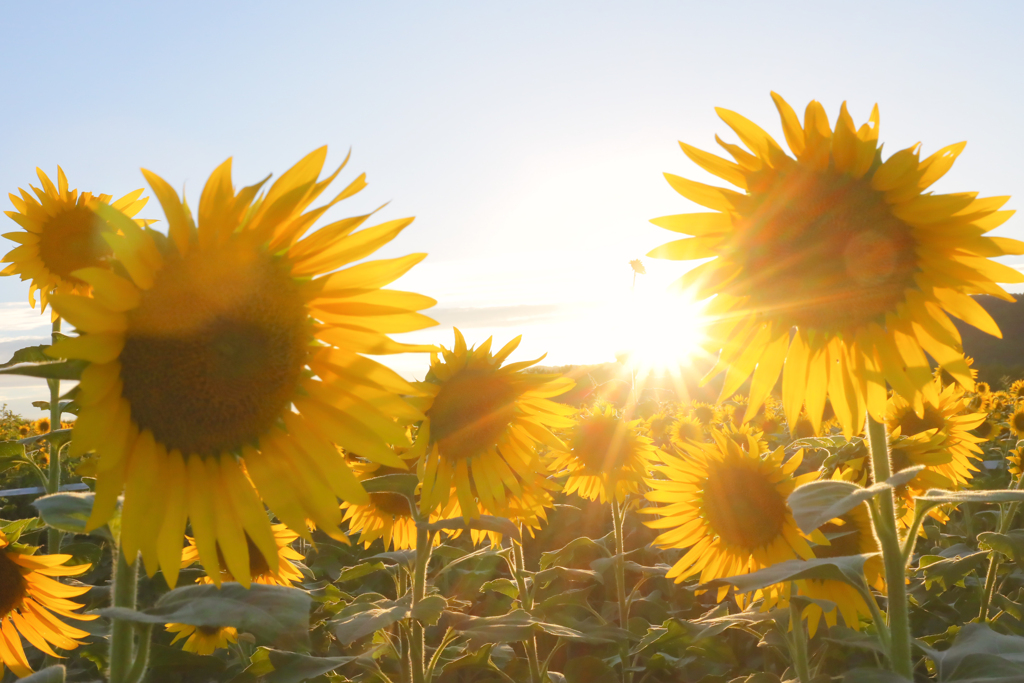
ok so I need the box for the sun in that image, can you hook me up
[615,286,708,374]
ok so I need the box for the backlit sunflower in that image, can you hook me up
[1009,379,1024,400]
[342,458,423,551]
[650,93,1022,436]
[2,167,148,313]
[413,329,574,521]
[0,529,96,677]
[668,416,704,449]
[165,623,238,656]
[1009,447,1023,479]
[644,410,675,447]
[181,523,305,587]
[550,404,660,504]
[1009,406,1024,438]
[32,418,49,434]
[46,149,435,588]
[688,402,721,427]
[642,432,822,606]
[800,501,884,637]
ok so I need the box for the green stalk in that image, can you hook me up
[108,546,139,683]
[865,415,913,678]
[979,472,1024,621]
[411,527,432,683]
[611,499,632,683]
[789,589,811,683]
[512,539,542,683]
[46,316,63,553]
[124,625,152,683]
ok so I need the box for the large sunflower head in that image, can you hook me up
[668,415,705,450]
[550,404,661,504]
[46,148,436,588]
[2,167,149,313]
[181,523,305,587]
[166,623,238,656]
[413,329,574,522]
[642,432,822,605]
[651,93,1021,437]
[0,529,96,677]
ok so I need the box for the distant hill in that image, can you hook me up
[956,295,1024,385]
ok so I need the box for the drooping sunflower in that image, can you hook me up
[413,329,574,521]
[642,432,822,605]
[800,501,884,637]
[668,415,704,449]
[550,404,661,504]
[181,523,305,587]
[2,167,149,313]
[165,623,238,656]
[0,529,96,677]
[650,93,1022,436]
[46,149,436,588]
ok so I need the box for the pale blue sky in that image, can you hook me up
[2,1,1023,416]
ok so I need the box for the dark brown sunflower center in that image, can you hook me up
[427,368,518,461]
[0,551,27,616]
[702,459,788,549]
[1013,412,1024,434]
[891,406,945,437]
[119,249,309,456]
[216,533,272,580]
[37,205,112,283]
[672,420,702,443]
[727,165,918,332]
[793,418,816,439]
[573,416,635,474]
[692,406,715,425]
[370,492,413,518]
[197,625,223,637]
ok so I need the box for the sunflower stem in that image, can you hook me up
[109,545,139,683]
[411,526,432,683]
[979,471,1024,621]
[512,539,543,683]
[46,316,63,553]
[125,624,152,683]
[865,415,913,679]
[788,587,811,683]
[611,499,632,683]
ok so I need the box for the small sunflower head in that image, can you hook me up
[668,416,704,449]
[976,382,991,395]
[32,417,50,434]
[629,259,646,275]
[17,424,30,438]
[1010,407,1024,438]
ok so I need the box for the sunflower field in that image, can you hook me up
[1,94,1024,683]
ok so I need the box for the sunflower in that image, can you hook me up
[650,93,1022,437]
[0,530,96,677]
[973,420,1002,442]
[1009,447,1023,479]
[46,148,436,588]
[413,329,574,521]
[642,432,822,605]
[1009,407,1024,438]
[550,404,660,504]
[668,416,704,449]
[791,414,817,439]
[886,379,986,491]
[181,523,305,587]
[342,460,422,551]
[800,501,884,637]
[32,418,49,434]
[644,410,675,446]
[17,425,30,438]
[2,167,149,313]
[1009,379,1024,400]
[688,402,721,427]
[165,623,238,656]
[720,422,767,455]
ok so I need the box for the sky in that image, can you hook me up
[2,1,1023,418]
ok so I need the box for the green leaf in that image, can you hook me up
[330,596,411,644]
[0,344,52,368]
[534,565,603,585]
[0,359,86,380]
[480,578,519,598]
[424,515,521,543]
[17,665,66,683]
[0,517,45,543]
[449,609,613,647]
[918,623,1024,680]
[788,466,924,534]
[32,492,114,542]
[411,595,447,625]
[539,536,610,571]
[918,551,989,591]
[31,400,79,416]
[242,647,356,683]
[916,489,1024,504]
[563,655,618,683]
[361,473,419,498]
[700,555,875,593]
[336,561,389,583]
[842,670,910,683]
[0,441,31,476]
[979,530,1024,572]
[98,583,311,649]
